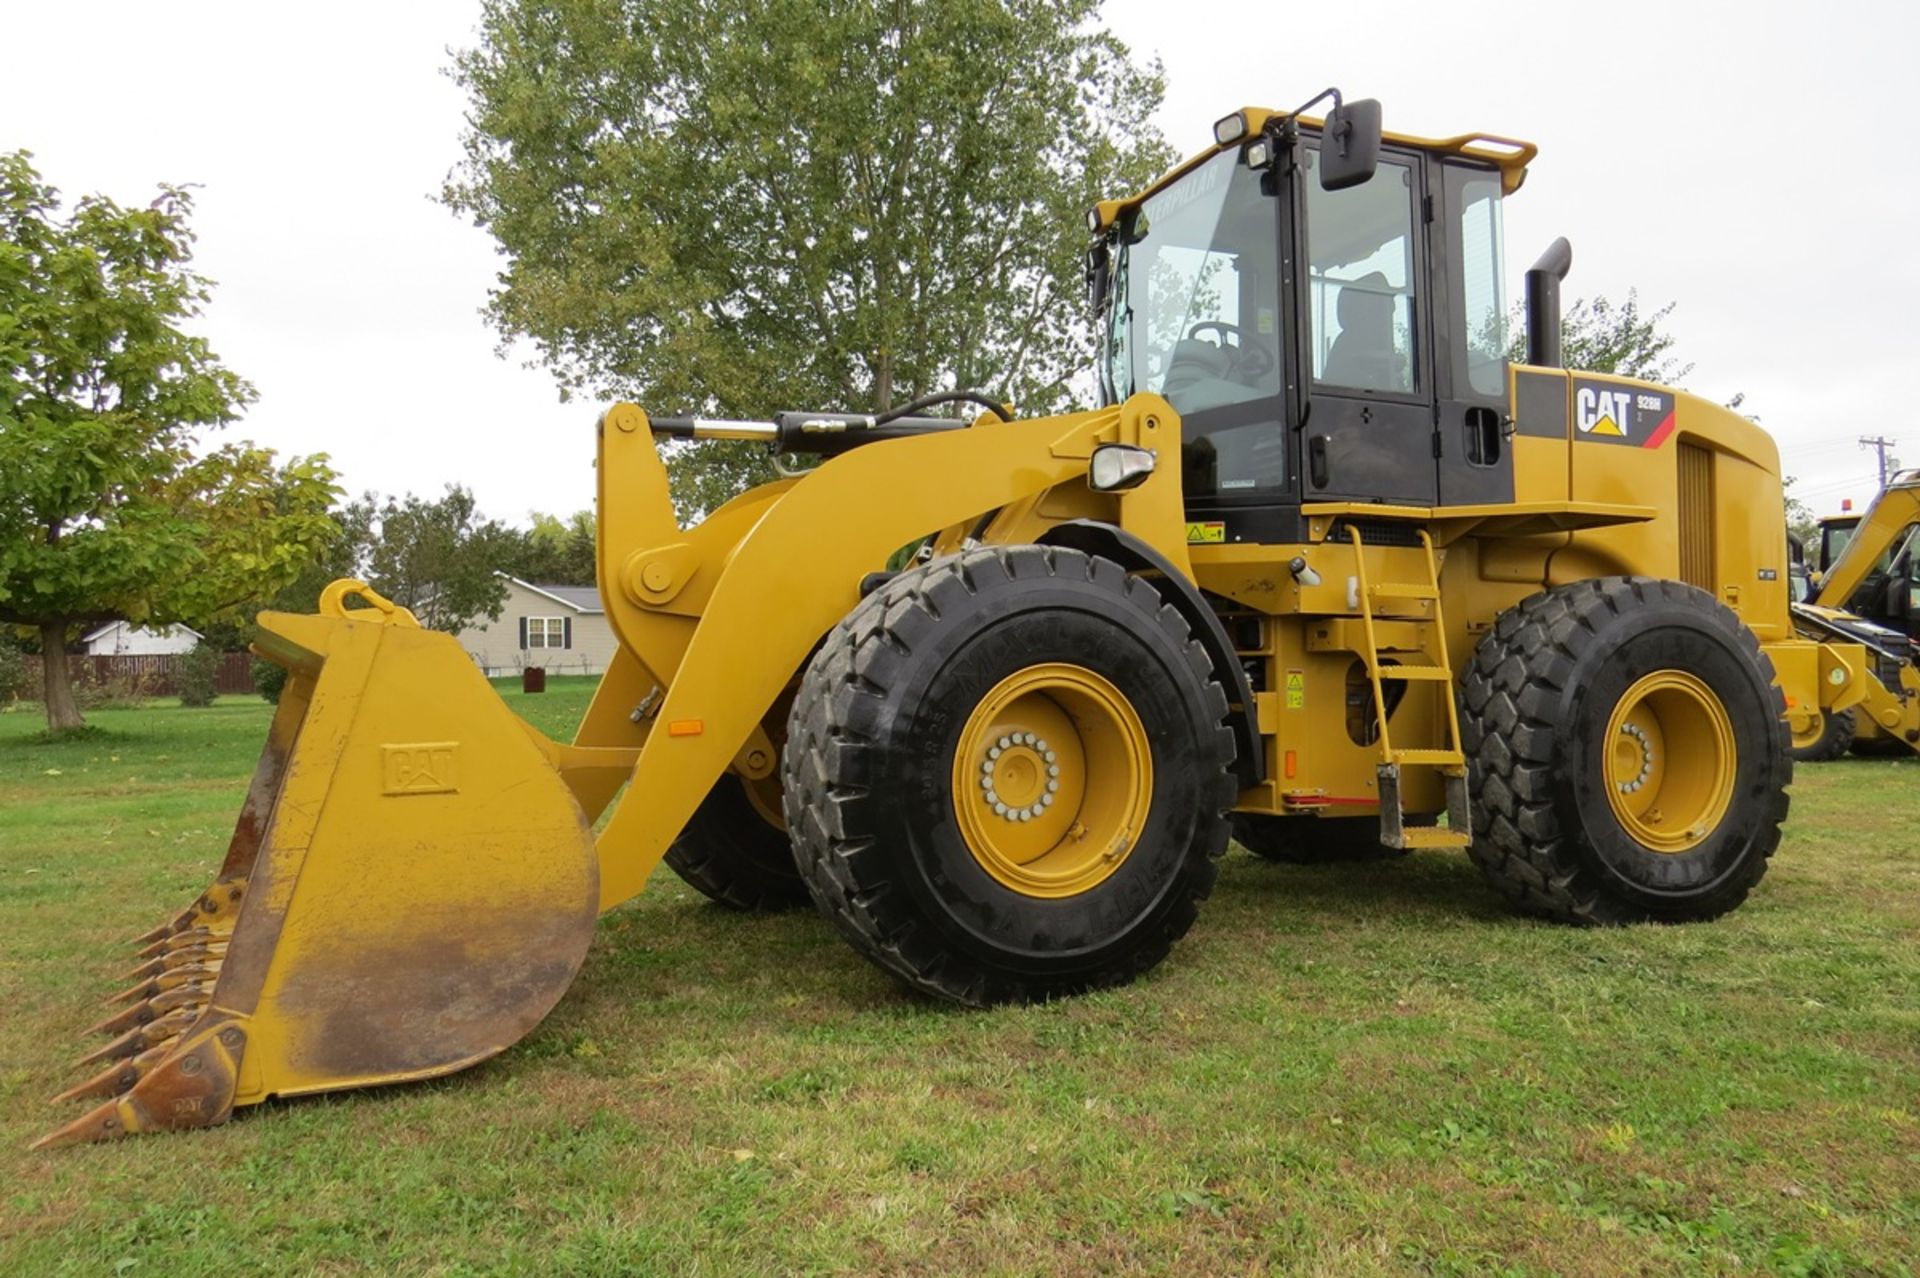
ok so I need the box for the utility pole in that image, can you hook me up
[1860,435,1898,489]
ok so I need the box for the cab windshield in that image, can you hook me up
[1100,150,1285,497]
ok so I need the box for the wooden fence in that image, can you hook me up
[22,652,256,700]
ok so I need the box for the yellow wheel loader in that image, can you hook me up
[36,93,1880,1149]
[1787,471,1920,759]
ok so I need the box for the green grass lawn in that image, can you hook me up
[1,680,1916,1275]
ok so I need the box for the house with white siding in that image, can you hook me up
[80,621,203,656]
[453,575,618,677]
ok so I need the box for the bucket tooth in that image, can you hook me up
[121,943,225,983]
[87,987,208,1039]
[36,1022,247,1151]
[52,1041,174,1104]
[137,927,219,960]
[132,877,247,947]
[77,1008,199,1068]
[51,1054,152,1106]
[108,965,216,1006]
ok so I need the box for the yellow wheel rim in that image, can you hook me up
[1787,710,1825,752]
[742,772,786,832]
[1602,670,1737,854]
[950,663,1153,899]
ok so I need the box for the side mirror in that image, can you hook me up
[1319,98,1382,191]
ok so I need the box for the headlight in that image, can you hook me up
[1213,112,1248,145]
[1089,444,1156,493]
[1243,138,1272,169]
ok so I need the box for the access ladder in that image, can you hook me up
[1343,525,1473,850]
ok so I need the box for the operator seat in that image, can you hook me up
[1321,272,1406,391]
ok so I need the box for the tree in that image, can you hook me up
[509,510,597,586]
[445,0,1175,519]
[1511,290,1692,385]
[0,152,340,732]
[1783,479,1819,547]
[351,487,521,632]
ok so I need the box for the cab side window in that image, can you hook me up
[1451,169,1508,397]
[1305,150,1418,394]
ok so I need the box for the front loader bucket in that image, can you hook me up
[36,582,599,1150]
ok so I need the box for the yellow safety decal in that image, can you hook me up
[1187,521,1226,544]
[1285,670,1305,710]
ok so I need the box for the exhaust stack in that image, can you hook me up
[1524,237,1573,368]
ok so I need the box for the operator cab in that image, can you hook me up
[1838,520,1920,639]
[1092,98,1532,541]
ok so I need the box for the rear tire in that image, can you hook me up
[662,772,809,910]
[1789,707,1856,762]
[1231,814,1406,863]
[785,546,1237,1005]
[1460,577,1790,924]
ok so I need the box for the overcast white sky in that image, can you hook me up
[3,0,1916,521]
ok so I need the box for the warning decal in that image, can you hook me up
[1187,521,1226,544]
[1285,670,1305,710]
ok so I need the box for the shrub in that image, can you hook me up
[72,662,162,710]
[252,657,288,704]
[176,643,223,708]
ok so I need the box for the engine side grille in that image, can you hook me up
[1677,442,1715,591]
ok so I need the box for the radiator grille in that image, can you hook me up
[1677,442,1715,590]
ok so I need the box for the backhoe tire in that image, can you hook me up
[1460,577,1790,925]
[1848,725,1911,757]
[662,773,809,910]
[1789,707,1856,762]
[784,545,1237,1006]
[1231,814,1406,863]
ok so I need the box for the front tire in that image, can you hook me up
[785,546,1237,1005]
[1460,577,1790,924]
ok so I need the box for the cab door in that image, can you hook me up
[1433,161,1516,507]
[1298,146,1435,507]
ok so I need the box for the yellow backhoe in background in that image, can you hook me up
[36,94,1882,1149]
[1786,471,1920,758]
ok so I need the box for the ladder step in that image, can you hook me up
[1390,749,1465,767]
[1399,826,1472,851]
[1378,664,1452,682]
[1371,582,1439,601]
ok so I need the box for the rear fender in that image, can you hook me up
[588,395,1183,911]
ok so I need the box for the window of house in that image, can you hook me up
[523,616,569,649]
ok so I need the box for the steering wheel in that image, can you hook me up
[1184,321,1275,380]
